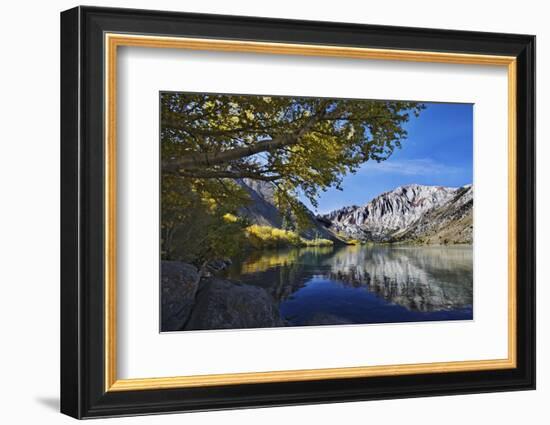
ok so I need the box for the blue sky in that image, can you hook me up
[302,102,473,214]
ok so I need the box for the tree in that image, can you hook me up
[160,92,424,261]
[161,173,248,263]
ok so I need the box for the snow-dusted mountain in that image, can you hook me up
[323,184,473,244]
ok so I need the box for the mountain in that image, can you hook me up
[235,180,473,245]
[236,179,282,228]
[323,184,473,244]
[236,179,344,243]
[392,185,473,244]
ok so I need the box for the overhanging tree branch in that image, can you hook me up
[162,102,329,173]
[162,134,297,172]
[176,169,282,182]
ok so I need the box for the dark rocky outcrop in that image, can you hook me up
[185,278,284,330]
[161,261,199,332]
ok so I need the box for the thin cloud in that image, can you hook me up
[362,158,462,176]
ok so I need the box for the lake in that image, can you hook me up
[227,244,473,327]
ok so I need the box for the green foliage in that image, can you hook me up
[161,175,248,265]
[161,93,423,218]
[160,92,423,262]
[281,212,295,231]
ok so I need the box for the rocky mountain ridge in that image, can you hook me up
[323,184,473,244]
[234,180,472,245]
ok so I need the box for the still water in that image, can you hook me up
[227,245,473,326]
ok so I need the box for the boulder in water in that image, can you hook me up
[185,278,284,330]
[161,261,199,331]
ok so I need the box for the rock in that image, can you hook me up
[161,261,199,332]
[392,185,473,245]
[236,178,283,228]
[185,278,284,330]
[206,258,232,274]
[323,184,473,244]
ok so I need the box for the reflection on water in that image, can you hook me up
[227,245,473,326]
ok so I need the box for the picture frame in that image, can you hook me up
[60,5,535,419]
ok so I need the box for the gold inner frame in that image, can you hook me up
[104,33,518,392]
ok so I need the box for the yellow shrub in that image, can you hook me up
[223,213,238,223]
[245,224,333,249]
[246,225,302,248]
[302,238,334,247]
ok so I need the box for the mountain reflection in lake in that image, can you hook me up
[226,245,473,327]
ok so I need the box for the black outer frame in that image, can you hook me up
[60,6,536,419]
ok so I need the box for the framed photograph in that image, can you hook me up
[60,6,535,419]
